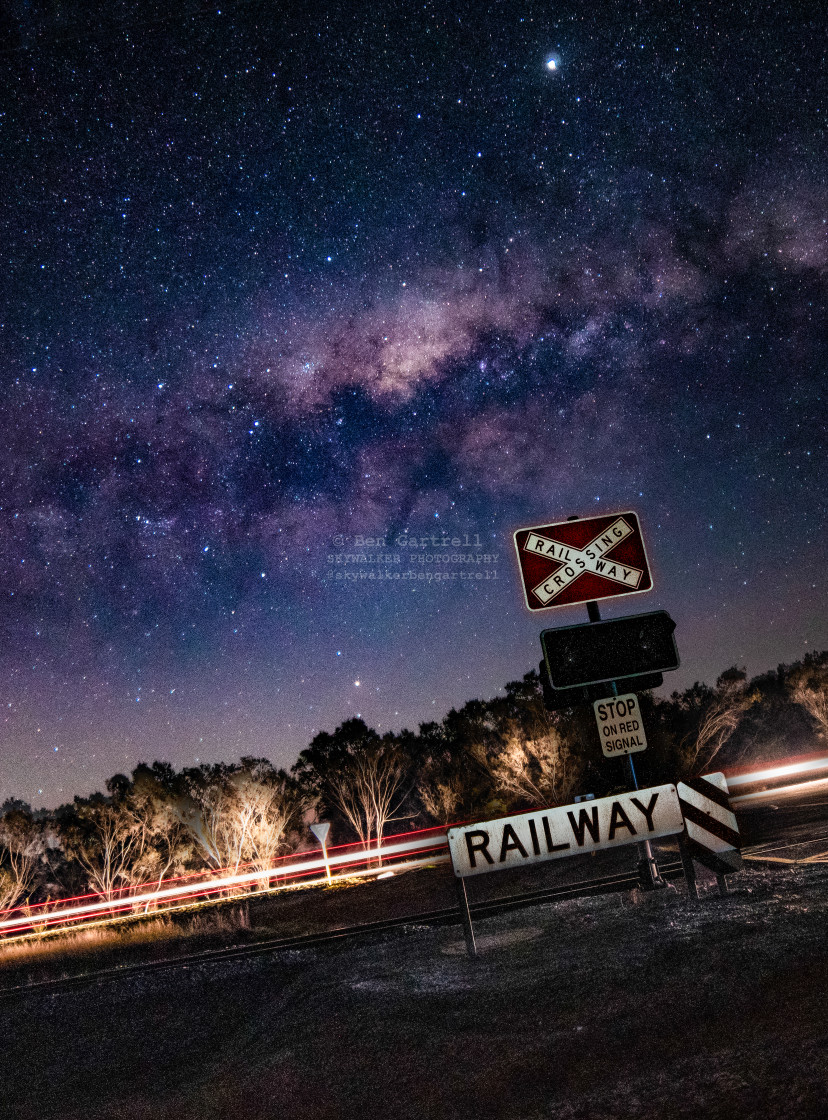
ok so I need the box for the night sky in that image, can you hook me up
[0,0,825,806]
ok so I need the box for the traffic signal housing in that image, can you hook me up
[538,663,664,711]
[540,610,679,692]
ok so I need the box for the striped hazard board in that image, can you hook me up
[677,772,743,878]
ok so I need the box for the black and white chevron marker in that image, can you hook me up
[677,772,743,884]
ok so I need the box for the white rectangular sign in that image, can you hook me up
[447,784,682,878]
[594,693,648,757]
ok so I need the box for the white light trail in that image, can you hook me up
[726,756,828,788]
[0,832,448,935]
[8,754,828,939]
[730,776,828,805]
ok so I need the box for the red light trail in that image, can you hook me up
[3,756,827,943]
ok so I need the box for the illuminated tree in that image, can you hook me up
[172,759,305,882]
[126,765,194,900]
[418,772,466,825]
[480,721,583,807]
[790,653,828,741]
[60,796,147,903]
[0,807,43,911]
[293,720,411,857]
[233,763,306,882]
[683,668,758,773]
[455,670,585,810]
[326,742,408,859]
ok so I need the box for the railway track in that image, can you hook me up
[0,860,687,1001]
[7,792,826,1003]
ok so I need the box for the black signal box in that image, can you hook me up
[538,663,664,711]
[540,610,679,692]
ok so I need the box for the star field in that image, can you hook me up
[0,0,825,804]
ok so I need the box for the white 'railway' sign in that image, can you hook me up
[447,784,683,878]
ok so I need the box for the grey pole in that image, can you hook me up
[565,515,664,889]
[309,822,333,884]
[622,739,665,889]
[455,877,477,959]
[679,835,699,900]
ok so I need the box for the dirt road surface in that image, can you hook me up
[1,862,827,1120]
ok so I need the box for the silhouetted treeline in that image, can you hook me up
[1,650,826,909]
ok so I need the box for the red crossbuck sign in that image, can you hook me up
[513,511,653,610]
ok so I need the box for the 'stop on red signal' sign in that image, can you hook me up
[513,511,653,611]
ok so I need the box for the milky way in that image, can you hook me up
[0,0,825,804]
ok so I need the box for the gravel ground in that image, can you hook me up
[1,861,827,1120]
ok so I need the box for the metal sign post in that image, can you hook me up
[563,515,667,888]
[560,492,664,890]
[623,739,666,890]
[309,822,333,884]
[455,877,477,959]
[513,512,682,889]
[583,603,664,891]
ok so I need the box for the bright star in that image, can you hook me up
[546,55,560,72]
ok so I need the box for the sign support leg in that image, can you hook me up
[455,877,477,959]
[716,873,728,897]
[623,751,666,890]
[603,661,666,892]
[679,835,698,900]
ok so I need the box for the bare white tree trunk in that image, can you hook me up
[327,746,407,866]
[793,683,828,740]
[173,770,303,889]
[71,805,146,903]
[0,814,42,912]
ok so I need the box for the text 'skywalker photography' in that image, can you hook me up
[324,529,499,588]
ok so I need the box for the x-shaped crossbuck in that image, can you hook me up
[524,517,643,605]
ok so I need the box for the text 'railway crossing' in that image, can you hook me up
[513,511,653,611]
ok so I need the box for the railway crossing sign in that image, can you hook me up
[594,693,648,757]
[513,511,653,611]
